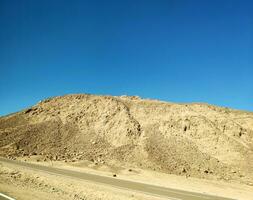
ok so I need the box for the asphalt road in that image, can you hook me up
[0,193,15,200]
[0,195,10,200]
[0,196,9,200]
[0,157,236,200]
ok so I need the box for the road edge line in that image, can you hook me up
[0,193,16,200]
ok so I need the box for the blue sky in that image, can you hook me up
[0,0,252,115]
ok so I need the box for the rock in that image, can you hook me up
[24,108,33,114]
[10,171,18,175]
[181,168,186,173]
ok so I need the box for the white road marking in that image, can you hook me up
[0,193,16,200]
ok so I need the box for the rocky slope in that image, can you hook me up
[0,94,253,184]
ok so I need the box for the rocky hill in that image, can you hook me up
[0,94,253,185]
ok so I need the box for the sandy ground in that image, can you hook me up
[1,157,252,200]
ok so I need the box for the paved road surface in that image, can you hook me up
[0,157,236,200]
[0,193,15,200]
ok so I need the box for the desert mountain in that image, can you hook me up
[0,94,252,184]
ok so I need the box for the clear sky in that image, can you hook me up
[0,0,252,116]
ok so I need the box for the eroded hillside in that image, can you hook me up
[0,94,253,184]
